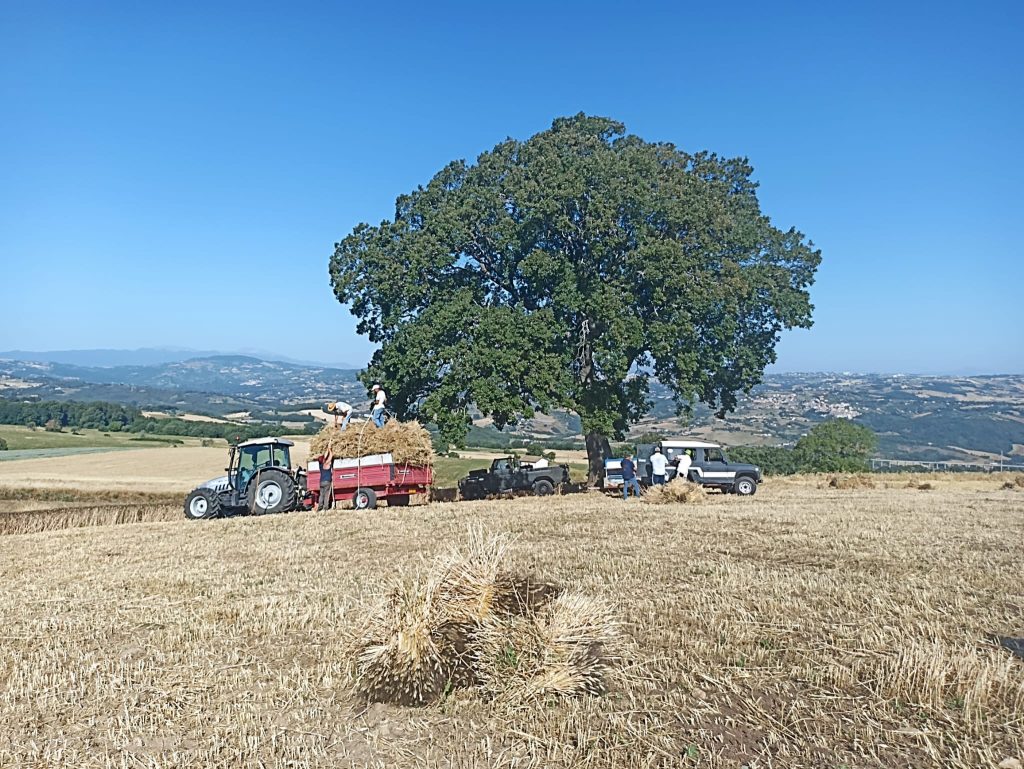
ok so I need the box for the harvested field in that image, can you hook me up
[0,443,312,493]
[1,478,1022,767]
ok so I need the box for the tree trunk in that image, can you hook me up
[585,431,611,487]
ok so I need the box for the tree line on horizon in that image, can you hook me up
[0,399,316,443]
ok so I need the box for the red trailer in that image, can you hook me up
[308,452,432,509]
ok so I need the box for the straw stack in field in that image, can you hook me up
[643,479,707,504]
[346,577,464,706]
[309,419,434,467]
[473,592,620,700]
[825,474,876,490]
[433,529,522,622]
[344,529,622,707]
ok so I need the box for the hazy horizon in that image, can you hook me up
[1,345,1020,379]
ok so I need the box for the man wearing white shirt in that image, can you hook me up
[371,384,387,427]
[675,449,692,482]
[327,401,353,430]
[649,446,668,485]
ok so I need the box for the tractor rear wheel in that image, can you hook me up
[353,488,377,510]
[184,488,221,520]
[246,469,297,515]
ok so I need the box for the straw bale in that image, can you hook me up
[346,577,468,706]
[473,592,620,700]
[309,419,434,467]
[824,474,876,489]
[643,480,707,504]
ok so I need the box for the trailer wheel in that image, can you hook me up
[184,488,221,520]
[388,494,410,507]
[533,479,554,496]
[246,469,297,514]
[353,488,377,510]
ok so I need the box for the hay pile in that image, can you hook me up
[345,530,620,706]
[1001,475,1024,491]
[309,419,434,467]
[643,479,707,504]
[824,474,876,490]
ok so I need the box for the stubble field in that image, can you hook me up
[1,471,1022,768]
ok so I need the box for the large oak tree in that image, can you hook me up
[330,115,820,482]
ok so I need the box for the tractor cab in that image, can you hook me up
[229,438,292,493]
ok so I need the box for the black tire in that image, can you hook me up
[246,469,297,515]
[733,476,757,496]
[533,479,555,496]
[388,494,410,507]
[353,487,378,510]
[184,488,221,520]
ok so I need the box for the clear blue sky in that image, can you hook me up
[1,1,1020,373]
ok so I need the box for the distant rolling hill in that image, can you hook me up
[0,355,1020,462]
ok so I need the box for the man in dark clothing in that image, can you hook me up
[317,449,334,511]
[621,454,641,500]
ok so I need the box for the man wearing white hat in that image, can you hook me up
[370,384,387,427]
[325,401,353,430]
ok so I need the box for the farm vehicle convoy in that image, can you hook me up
[183,436,761,519]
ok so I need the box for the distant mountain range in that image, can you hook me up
[0,353,1021,462]
[0,347,357,369]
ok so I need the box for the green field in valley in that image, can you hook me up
[0,425,218,455]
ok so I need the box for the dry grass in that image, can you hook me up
[309,420,434,466]
[0,478,1022,767]
[643,479,707,504]
[0,504,180,535]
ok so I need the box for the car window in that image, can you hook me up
[705,448,724,462]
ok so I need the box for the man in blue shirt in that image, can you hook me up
[621,454,641,500]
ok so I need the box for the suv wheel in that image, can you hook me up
[734,477,757,496]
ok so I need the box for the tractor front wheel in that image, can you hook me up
[246,470,297,515]
[184,488,222,520]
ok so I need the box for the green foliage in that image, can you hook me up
[330,114,820,475]
[633,432,666,445]
[729,445,798,475]
[793,420,877,473]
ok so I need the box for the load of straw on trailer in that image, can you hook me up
[309,420,434,467]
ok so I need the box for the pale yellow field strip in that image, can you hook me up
[0,443,313,493]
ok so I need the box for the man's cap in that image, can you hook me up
[654,447,662,452]
[372,384,381,390]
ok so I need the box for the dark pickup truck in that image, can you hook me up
[458,456,570,500]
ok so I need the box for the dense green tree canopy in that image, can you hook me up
[330,115,821,479]
[793,420,878,473]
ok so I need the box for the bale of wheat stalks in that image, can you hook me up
[309,419,434,467]
[473,592,620,700]
[346,577,468,706]
[643,480,706,504]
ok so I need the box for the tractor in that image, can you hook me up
[183,437,309,519]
